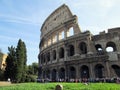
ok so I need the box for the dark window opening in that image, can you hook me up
[68,45,74,56]
[79,42,87,54]
[52,69,57,81]
[53,50,56,60]
[81,65,89,79]
[59,47,64,58]
[112,65,120,77]
[59,68,65,79]
[47,52,50,62]
[95,64,104,78]
[69,66,76,79]
[95,44,103,51]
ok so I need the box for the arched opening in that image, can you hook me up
[69,66,76,79]
[112,65,120,77]
[59,31,64,40]
[68,45,74,56]
[52,69,57,81]
[95,44,103,51]
[48,39,51,46]
[43,70,45,79]
[44,41,47,48]
[59,68,65,80]
[41,54,44,64]
[52,35,57,43]
[95,64,104,78]
[53,50,56,60]
[81,65,89,79]
[59,47,64,58]
[67,27,74,37]
[47,52,50,62]
[46,69,50,79]
[43,54,46,63]
[79,42,87,54]
[106,42,116,52]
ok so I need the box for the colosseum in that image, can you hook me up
[38,4,120,82]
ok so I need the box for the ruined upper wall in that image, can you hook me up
[40,4,75,38]
[108,27,120,34]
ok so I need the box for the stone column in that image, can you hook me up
[73,23,81,34]
[89,63,95,79]
[64,27,67,39]
[105,61,110,78]
[87,37,93,54]
[50,50,52,63]
[74,40,79,56]
[64,44,68,61]
[56,67,60,81]
[65,65,69,81]
[50,70,52,80]
[57,32,59,42]
[56,46,59,62]
[75,65,80,79]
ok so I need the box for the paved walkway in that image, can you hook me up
[0,81,11,86]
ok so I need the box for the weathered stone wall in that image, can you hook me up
[38,4,120,81]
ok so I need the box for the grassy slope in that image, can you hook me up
[0,83,120,90]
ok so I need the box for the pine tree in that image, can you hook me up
[4,39,27,83]
[4,46,16,81]
[15,39,27,83]
[21,41,27,82]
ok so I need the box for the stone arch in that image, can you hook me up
[43,70,46,79]
[67,27,74,37]
[95,64,104,78]
[68,44,75,56]
[112,65,120,77]
[69,66,76,79]
[48,38,51,46]
[80,65,89,79]
[106,41,117,52]
[42,53,46,63]
[52,34,57,43]
[53,50,56,60]
[79,42,87,54]
[59,47,64,58]
[40,54,44,64]
[47,52,50,62]
[46,69,50,79]
[59,31,64,40]
[52,69,57,81]
[59,67,65,79]
[95,44,103,51]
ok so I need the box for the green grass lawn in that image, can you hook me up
[0,82,120,90]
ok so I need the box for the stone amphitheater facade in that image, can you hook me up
[38,4,120,81]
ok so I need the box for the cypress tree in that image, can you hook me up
[4,46,16,81]
[15,39,27,83]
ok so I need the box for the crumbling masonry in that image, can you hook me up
[38,4,120,81]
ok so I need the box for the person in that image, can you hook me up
[8,78,10,82]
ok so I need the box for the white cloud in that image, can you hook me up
[0,14,41,26]
[0,35,18,41]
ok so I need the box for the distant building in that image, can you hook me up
[0,54,7,70]
[38,4,120,81]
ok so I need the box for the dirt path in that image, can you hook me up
[0,81,11,86]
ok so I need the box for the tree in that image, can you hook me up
[26,62,38,82]
[27,62,38,75]
[0,49,4,80]
[5,39,27,83]
[4,46,16,81]
[15,39,27,83]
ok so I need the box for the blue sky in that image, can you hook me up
[0,0,120,65]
